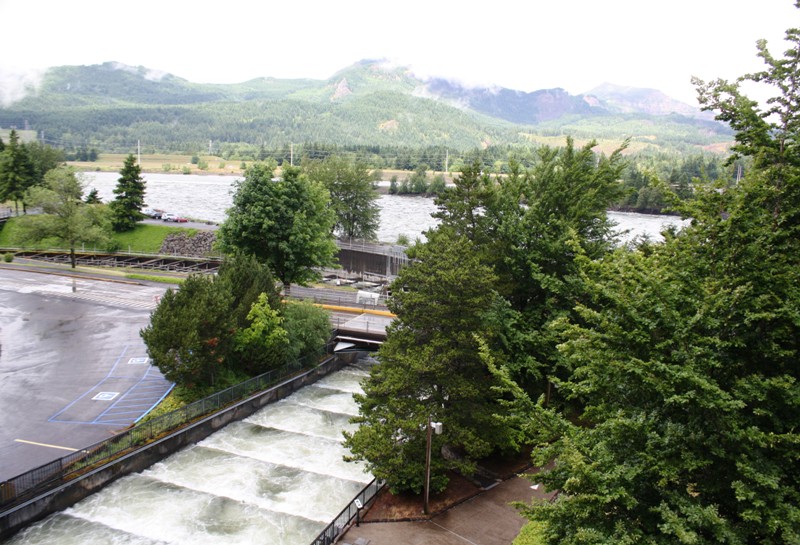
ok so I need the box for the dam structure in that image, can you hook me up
[5,358,375,545]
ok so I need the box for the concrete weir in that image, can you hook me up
[0,354,360,541]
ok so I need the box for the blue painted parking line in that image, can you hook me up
[93,366,173,425]
[49,345,134,423]
[50,345,173,426]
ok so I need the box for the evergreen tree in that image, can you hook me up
[0,129,35,214]
[109,154,146,232]
[24,140,65,187]
[84,188,102,204]
[344,231,513,493]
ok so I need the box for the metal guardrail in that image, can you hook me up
[337,238,408,257]
[310,478,385,545]
[0,352,323,510]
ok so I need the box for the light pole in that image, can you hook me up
[423,415,443,515]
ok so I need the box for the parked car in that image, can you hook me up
[162,213,189,223]
[143,208,163,219]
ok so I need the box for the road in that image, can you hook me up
[0,267,172,481]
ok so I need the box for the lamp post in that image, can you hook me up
[423,415,443,515]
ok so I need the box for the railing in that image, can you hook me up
[0,352,323,510]
[1,248,223,274]
[310,478,385,545]
[337,238,408,257]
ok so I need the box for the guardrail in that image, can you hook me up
[0,351,322,510]
[310,478,385,545]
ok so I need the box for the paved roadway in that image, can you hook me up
[0,266,172,481]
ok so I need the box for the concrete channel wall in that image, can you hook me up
[0,353,356,540]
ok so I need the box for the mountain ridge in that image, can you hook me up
[0,59,731,155]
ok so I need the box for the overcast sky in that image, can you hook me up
[0,0,797,106]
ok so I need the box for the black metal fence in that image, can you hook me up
[310,478,385,545]
[0,353,321,509]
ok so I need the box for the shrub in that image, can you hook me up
[3,252,13,262]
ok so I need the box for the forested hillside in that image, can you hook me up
[0,60,732,157]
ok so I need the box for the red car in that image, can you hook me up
[162,213,188,223]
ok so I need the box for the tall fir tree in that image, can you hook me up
[109,154,146,232]
[0,129,35,214]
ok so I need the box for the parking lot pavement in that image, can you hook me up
[0,268,172,481]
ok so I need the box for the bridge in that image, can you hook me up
[288,286,394,353]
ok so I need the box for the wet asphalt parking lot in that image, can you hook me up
[0,267,172,481]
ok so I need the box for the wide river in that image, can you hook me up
[82,171,686,244]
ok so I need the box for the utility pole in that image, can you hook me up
[290,143,294,166]
[137,140,141,165]
[423,416,443,515]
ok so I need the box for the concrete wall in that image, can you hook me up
[337,247,407,277]
[0,354,356,540]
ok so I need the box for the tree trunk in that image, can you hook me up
[70,247,76,268]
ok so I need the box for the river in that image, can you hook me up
[82,172,686,244]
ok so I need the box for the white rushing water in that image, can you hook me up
[81,172,686,244]
[6,361,375,545]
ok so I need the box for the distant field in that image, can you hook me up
[518,134,652,155]
[70,153,245,176]
[69,155,455,183]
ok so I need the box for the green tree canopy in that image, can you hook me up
[109,154,146,232]
[15,166,109,267]
[517,14,800,543]
[0,129,35,214]
[302,155,380,240]
[140,253,329,399]
[218,162,338,291]
[344,231,513,494]
[25,140,65,187]
[141,273,235,392]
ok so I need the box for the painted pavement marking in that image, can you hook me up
[14,439,78,452]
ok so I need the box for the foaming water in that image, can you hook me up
[6,359,374,545]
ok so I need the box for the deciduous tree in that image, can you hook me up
[519,15,800,543]
[303,155,380,240]
[15,166,109,267]
[218,162,337,292]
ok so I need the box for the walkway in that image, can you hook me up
[339,469,554,545]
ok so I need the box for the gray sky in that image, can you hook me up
[1,0,797,106]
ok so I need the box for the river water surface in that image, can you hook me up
[82,172,686,244]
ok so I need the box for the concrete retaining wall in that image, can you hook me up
[0,354,356,540]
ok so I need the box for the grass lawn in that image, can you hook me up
[112,224,199,254]
[0,217,197,255]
